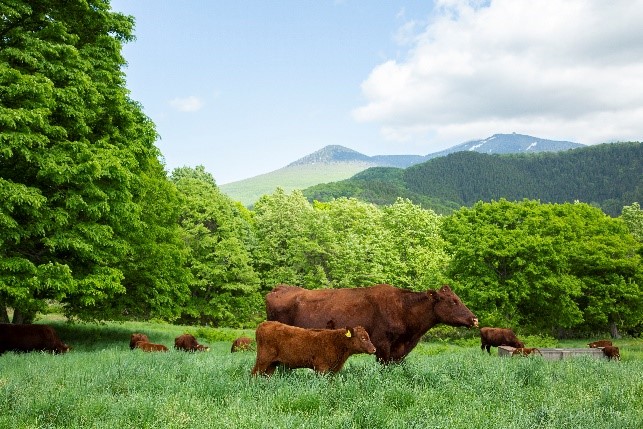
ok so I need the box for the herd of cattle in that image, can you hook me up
[0,284,622,374]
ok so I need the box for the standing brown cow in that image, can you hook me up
[480,327,524,353]
[0,324,70,354]
[602,346,620,361]
[266,284,477,364]
[174,334,209,352]
[251,321,376,376]
[231,336,254,352]
[588,340,613,348]
[130,333,149,350]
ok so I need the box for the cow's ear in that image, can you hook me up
[345,328,352,338]
[439,285,452,293]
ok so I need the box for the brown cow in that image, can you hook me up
[512,347,542,357]
[231,336,254,352]
[602,346,620,361]
[251,321,376,376]
[588,339,613,348]
[130,333,149,350]
[265,284,477,364]
[0,324,70,354]
[134,341,168,352]
[480,327,524,353]
[174,334,209,352]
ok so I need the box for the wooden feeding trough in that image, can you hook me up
[498,346,607,360]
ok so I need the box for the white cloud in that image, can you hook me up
[353,0,643,148]
[170,96,204,112]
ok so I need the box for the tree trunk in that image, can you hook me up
[11,308,35,324]
[0,305,9,323]
[609,322,621,339]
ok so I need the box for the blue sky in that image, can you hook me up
[110,1,643,184]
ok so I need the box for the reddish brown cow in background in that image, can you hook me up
[175,334,209,352]
[134,341,168,352]
[0,324,70,354]
[512,347,542,357]
[588,340,613,348]
[602,346,620,361]
[130,333,149,350]
[480,327,524,353]
[251,321,376,376]
[266,284,477,364]
[231,336,253,352]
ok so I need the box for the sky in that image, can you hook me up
[110,0,643,184]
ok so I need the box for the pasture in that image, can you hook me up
[1,319,642,428]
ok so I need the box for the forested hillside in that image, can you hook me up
[304,142,643,216]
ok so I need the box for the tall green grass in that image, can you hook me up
[1,320,641,428]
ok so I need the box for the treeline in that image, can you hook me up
[2,1,642,338]
[303,142,643,216]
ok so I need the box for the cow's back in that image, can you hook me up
[266,284,396,331]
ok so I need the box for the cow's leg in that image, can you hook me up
[264,362,278,375]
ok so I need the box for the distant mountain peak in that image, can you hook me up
[426,133,584,159]
[288,145,372,166]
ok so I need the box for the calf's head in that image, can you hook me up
[346,326,376,355]
[430,285,478,328]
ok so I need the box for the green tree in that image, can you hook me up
[382,198,450,290]
[314,197,390,288]
[442,200,642,335]
[253,188,329,290]
[0,0,190,322]
[621,202,643,243]
[171,166,261,327]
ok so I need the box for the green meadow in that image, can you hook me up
[1,319,642,429]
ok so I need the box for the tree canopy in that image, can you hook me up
[441,199,642,336]
[0,0,190,322]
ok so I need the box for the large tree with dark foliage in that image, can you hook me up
[0,0,190,322]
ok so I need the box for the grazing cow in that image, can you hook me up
[266,284,477,364]
[231,336,254,352]
[134,341,168,352]
[174,334,209,352]
[130,333,149,350]
[602,346,620,361]
[480,327,524,353]
[588,340,613,348]
[251,321,376,376]
[0,324,70,354]
[512,347,542,357]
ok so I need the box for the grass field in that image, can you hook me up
[1,318,642,428]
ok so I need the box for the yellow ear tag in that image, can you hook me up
[345,330,352,338]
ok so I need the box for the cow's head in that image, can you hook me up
[429,285,478,328]
[347,326,376,355]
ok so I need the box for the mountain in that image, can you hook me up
[219,134,584,206]
[424,133,584,159]
[303,141,643,217]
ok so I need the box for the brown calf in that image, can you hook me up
[231,336,254,352]
[0,324,70,354]
[602,346,620,361]
[130,333,149,350]
[251,321,376,376]
[480,327,524,353]
[588,340,612,348]
[135,341,168,352]
[512,347,542,357]
[175,334,209,352]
